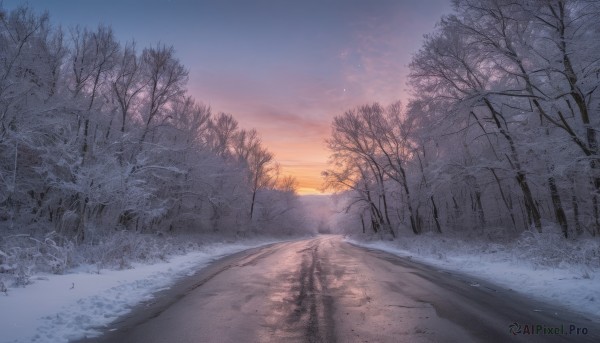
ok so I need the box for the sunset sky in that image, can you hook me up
[6,0,451,194]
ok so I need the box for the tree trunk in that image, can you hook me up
[548,176,568,238]
[360,213,366,234]
[250,190,257,219]
[489,169,517,231]
[484,99,542,232]
[570,184,582,236]
[431,196,442,233]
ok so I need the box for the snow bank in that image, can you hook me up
[348,233,600,320]
[0,240,280,343]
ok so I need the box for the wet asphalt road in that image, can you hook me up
[78,236,600,342]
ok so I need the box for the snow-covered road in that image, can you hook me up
[2,235,599,342]
[80,236,599,343]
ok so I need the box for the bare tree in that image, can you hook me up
[138,45,187,145]
[112,41,145,136]
[242,138,275,220]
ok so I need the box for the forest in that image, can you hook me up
[0,5,305,283]
[2,0,600,289]
[1,2,599,341]
[325,0,600,240]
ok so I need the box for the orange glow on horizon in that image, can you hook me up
[278,160,328,195]
[297,187,328,196]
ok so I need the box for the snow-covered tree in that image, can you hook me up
[0,5,304,247]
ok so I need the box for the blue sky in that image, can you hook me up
[4,0,452,193]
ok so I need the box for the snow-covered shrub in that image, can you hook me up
[74,231,167,270]
[0,233,75,287]
[353,227,600,274]
[69,231,240,271]
[515,229,600,269]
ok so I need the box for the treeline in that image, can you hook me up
[0,6,302,244]
[325,0,600,239]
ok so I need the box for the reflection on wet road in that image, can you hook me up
[81,236,600,343]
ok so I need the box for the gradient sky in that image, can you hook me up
[5,0,451,194]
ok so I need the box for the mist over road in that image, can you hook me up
[81,236,599,342]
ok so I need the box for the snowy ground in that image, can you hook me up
[2,233,597,343]
[348,234,600,320]
[0,239,284,343]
